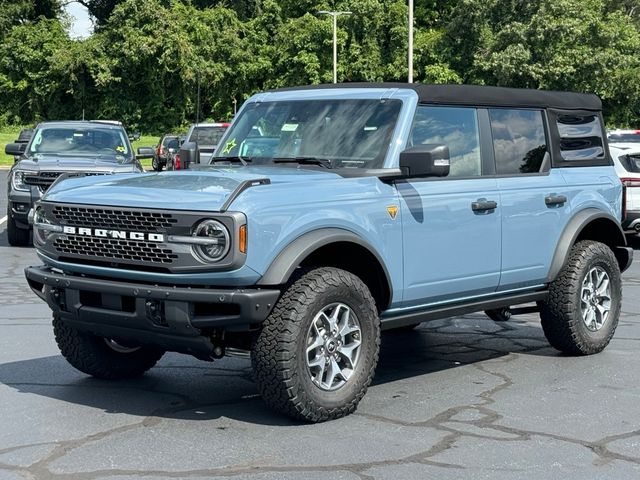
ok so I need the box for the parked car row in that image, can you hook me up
[151,123,231,171]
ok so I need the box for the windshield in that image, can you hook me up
[189,126,228,145]
[28,126,132,161]
[213,99,403,169]
[609,133,640,143]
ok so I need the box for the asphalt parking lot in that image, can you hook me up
[1,169,639,479]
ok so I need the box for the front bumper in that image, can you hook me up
[8,189,36,228]
[25,265,280,358]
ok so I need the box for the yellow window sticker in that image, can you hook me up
[222,138,237,154]
[281,123,298,132]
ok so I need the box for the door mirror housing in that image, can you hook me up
[178,141,199,169]
[5,143,25,156]
[136,147,155,159]
[399,144,450,178]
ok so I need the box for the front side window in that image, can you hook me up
[28,127,132,162]
[489,109,547,174]
[214,99,403,169]
[410,106,481,177]
[557,113,605,161]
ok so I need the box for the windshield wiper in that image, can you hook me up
[211,156,250,166]
[272,157,333,169]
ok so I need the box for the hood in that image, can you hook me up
[43,166,342,212]
[16,154,136,173]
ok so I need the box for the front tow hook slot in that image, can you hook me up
[52,288,66,310]
[145,300,167,327]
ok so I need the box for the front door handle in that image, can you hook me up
[545,194,567,206]
[471,200,498,212]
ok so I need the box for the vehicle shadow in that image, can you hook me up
[0,314,557,426]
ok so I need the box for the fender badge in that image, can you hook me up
[387,205,398,219]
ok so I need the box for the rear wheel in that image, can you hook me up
[6,205,29,246]
[53,316,164,379]
[540,240,621,355]
[252,267,380,422]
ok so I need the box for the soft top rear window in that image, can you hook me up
[556,113,605,161]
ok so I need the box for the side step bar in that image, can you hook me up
[380,290,548,331]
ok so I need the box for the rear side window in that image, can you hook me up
[189,127,227,145]
[619,153,640,173]
[488,109,548,174]
[411,106,481,177]
[556,114,605,161]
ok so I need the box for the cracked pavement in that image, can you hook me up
[1,172,639,479]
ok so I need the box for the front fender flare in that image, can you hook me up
[257,227,392,292]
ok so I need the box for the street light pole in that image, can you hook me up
[408,0,414,83]
[318,10,352,84]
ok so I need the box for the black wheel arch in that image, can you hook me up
[257,228,393,311]
[547,208,632,282]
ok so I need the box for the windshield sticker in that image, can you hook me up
[222,138,237,154]
[115,145,125,153]
[281,123,298,132]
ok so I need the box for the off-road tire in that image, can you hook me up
[485,308,512,322]
[251,267,380,422]
[6,205,29,246]
[53,316,164,379]
[540,240,621,355]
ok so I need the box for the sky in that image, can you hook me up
[65,1,92,39]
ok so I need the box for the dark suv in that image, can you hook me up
[152,134,182,172]
[5,120,154,246]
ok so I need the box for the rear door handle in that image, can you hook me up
[471,200,498,212]
[545,194,567,206]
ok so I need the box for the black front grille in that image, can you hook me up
[24,172,63,191]
[24,172,108,192]
[52,205,178,232]
[54,235,178,264]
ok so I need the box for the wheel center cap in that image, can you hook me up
[325,339,338,354]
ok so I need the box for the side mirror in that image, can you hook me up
[178,141,199,169]
[5,143,25,156]
[136,146,155,159]
[399,144,450,178]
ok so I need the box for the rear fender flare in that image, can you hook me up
[546,208,628,282]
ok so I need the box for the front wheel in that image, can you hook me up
[540,240,621,355]
[252,268,380,422]
[6,205,29,246]
[53,316,164,379]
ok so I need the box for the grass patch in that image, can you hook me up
[0,126,22,166]
[0,126,160,169]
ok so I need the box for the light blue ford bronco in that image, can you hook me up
[25,84,633,422]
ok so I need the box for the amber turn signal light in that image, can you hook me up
[239,225,247,253]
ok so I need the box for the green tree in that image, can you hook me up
[445,0,640,123]
[0,0,62,39]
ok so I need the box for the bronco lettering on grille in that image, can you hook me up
[61,226,165,243]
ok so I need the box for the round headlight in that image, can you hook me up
[33,206,54,244]
[192,219,230,262]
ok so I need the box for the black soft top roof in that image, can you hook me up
[273,83,602,111]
